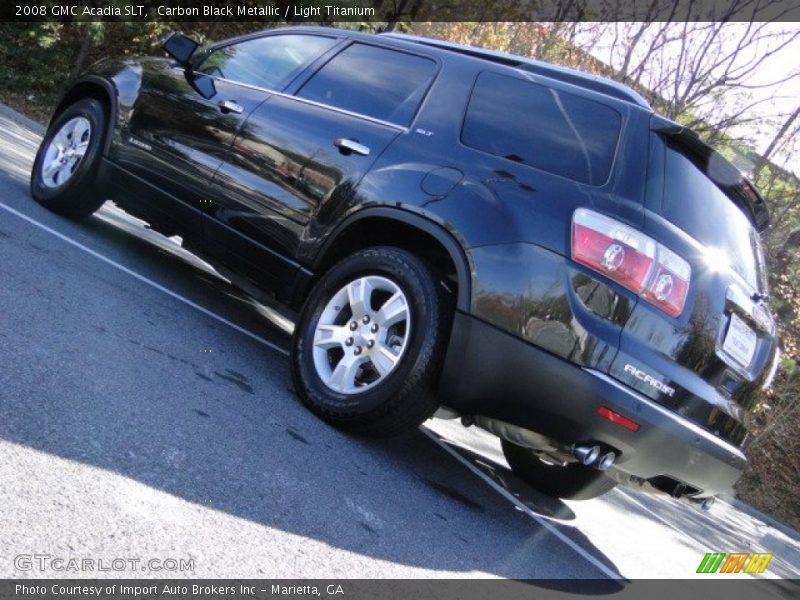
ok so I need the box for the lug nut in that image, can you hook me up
[345,337,353,347]
[349,321,358,331]
[362,315,370,324]
[367,340,375,349]
[370,323,379,333]
[354,346,363,355]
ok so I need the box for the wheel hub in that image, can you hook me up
[311,275,411,394]
[40,116,92,189]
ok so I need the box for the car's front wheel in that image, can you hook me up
[30,98,107,220]
[502,439,617,500]
[291,246,451,436]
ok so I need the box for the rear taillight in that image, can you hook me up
[572,208,691,317]
[641,245,691,317]
[572,210,655,294]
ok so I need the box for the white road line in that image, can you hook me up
[0,201,290,357]
[2,198,618,579]
[421,428,622,580]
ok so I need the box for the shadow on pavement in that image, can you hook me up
[427,435,578,523]
[0,206,626,584]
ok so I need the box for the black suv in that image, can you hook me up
[31,26,778,504]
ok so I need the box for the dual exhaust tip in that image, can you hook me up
[574,445,616,471]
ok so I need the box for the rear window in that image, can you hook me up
[461,71,622,185]
[660,139,766,291]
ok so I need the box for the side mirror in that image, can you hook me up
[161,32,199,67]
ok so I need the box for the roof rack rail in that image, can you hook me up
[380,32,651,109]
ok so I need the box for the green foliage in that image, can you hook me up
[27,23,63,48]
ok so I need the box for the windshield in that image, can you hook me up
[659,137,767,292]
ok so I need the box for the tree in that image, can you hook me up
[575,20,800,146]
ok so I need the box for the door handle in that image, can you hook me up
[334,138,370,156]
[218,100,243,114]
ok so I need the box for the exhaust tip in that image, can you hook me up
[700,497,715,512]
[596,452,616,471]
[574,445,601,465]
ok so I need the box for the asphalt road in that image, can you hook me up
[1,106,799,582]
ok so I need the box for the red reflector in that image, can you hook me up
[597,406,640,432]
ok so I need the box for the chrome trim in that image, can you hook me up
[751,302,775,335]
[200,73,410,132]
[584,369,746,460]
[726,283,775,335]
[726,283,755,317]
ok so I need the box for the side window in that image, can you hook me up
[462,72,622,185]
[198,35,337,90]
[296,43,437,126]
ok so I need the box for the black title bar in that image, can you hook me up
[3,0,800,23]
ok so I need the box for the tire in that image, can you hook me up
[291,246,451,437]
[501,439,617,500]
[30,98,107,220]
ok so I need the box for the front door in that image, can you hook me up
[204,42,439,300]
[123,65,266,236]
[122,31,340,241]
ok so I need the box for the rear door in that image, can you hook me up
[610,126,778,446]
[203,42,439,298]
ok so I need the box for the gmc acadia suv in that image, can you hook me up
[30,26,778,504]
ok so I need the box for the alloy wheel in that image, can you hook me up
[40,116,92,189]
[312,275,411,394]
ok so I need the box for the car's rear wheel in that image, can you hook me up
[291,246,451,436]
[31,98,107,220]
[501,439,617,500]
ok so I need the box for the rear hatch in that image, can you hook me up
[608,117,778,447]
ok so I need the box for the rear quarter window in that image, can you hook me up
[461,71,622,185]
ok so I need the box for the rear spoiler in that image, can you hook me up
[651,116,770,232]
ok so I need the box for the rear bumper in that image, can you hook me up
[439,312,746,496]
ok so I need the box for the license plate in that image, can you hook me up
[723,313,757,367]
